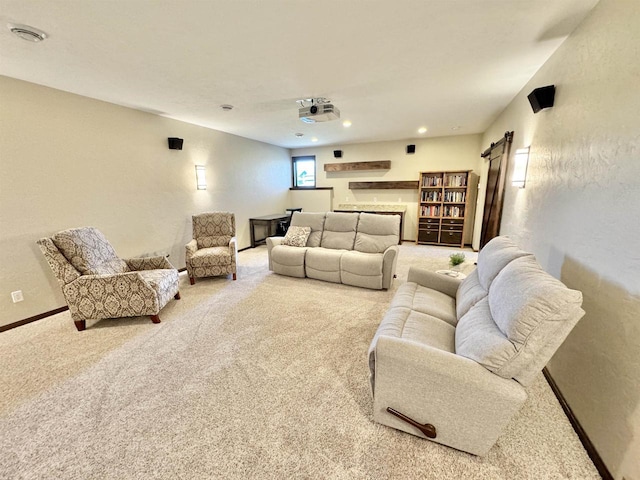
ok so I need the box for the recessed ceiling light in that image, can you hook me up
[220,104,234,111]
[418,127,427,134]
[294,132,304,137]
[342,120,352,128]
[311,137,319,142]
[8,23,47,42]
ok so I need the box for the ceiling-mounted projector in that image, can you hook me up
[299,103,340,123]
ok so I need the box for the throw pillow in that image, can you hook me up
[282,226,311,247]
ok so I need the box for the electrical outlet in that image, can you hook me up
[11,290,24,303]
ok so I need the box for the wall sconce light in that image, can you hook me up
[512,147,530,188]
[195,165,207,190]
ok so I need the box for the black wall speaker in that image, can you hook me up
[527,85,555,113]
[168,137,184,150]
[406,144,416,154]
[333,150,342,158]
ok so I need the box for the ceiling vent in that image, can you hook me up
[8,24,47,42]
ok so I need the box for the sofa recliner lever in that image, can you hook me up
[386,407,437,438]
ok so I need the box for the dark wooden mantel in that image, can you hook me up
[324,161,391,172]
[349,181,419,189]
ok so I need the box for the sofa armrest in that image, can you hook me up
[229,237,238,267]
[407,266,461,298]
[185,239,198,258]
[266,236,283,248]
[70,271,156,292]
[124,256,174,271]
[62,272,159,321]
[371,335,527,456]
[381,245,400,289]
[266,236,284,271]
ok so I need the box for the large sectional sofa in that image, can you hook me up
[368,236,585,455]
[266,211,400,290]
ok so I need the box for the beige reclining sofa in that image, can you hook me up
[267,211,400,290]
[368,236,585,455]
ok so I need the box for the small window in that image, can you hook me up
[292,156,316,188]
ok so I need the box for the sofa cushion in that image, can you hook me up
[52,227,128,276]
[392,282,457,327]
[290,212,326,247]
[271,245,307,266]
[456,256,584,384]
[193,212,235,249]
[138,269,179,294]
[354,213,400,253]
[198,235,232,249]
[371,307,456,353]
[489,256,583,343]
[476,236,532,290]
[282,226,311,247]
[305,247,344,283]
[271,245,307,278]
[188,246,231,267]
[341,250,384,289]
[488,256,584,382]
[455,298,514,374]
[456,269,486,320]
[320,212,359,250]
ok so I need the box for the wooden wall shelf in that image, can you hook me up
[324,161,391,172]
[349,181,419,190]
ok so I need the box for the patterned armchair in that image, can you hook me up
[37,227,180,331]
[185,212,237,284]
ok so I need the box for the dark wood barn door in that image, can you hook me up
[479,131,513,249]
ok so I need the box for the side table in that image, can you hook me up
[435,269,467,280]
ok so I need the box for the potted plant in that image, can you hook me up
[449,252,466,272]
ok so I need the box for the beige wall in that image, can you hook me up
[0,76,291,328]
[292,134,482,241]
[288,188,334,213]
[478,1,640,478]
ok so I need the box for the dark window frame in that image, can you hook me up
[292,155,316,188]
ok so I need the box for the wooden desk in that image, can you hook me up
[249,213,289,248]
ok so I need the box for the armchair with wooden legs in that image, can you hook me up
[37,227,180,331]
[185,212,238,284]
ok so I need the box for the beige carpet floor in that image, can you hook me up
[0,244,600,479]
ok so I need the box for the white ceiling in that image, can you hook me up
[0,0,598,149]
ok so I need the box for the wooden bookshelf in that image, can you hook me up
[417,170,476,247]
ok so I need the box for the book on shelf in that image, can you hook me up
[422,176,443,187]
[421,190,442,202]
[445,174,468,187]
[420,205,441,217]
[443,205,465,217]
[443,191,466,202]
[417,170,475,246]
